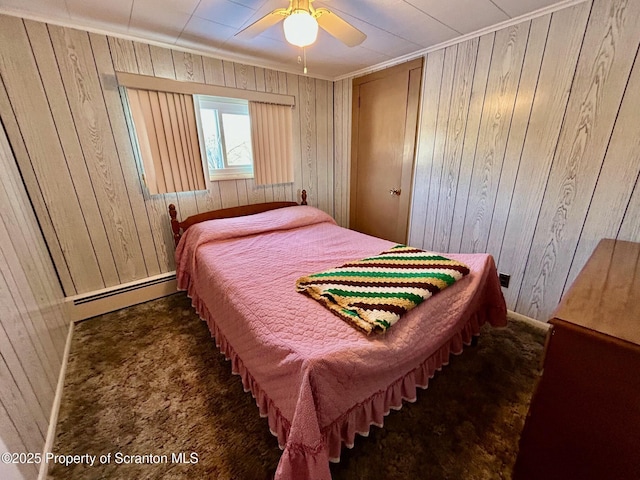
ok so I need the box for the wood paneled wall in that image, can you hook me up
[2,0,639,323]
[0,120,68,479]
[408,0,640,321]
[333,78,352,228]
[0,14,334,296]
[335,0,640,322]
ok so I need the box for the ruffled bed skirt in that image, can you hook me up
[181,272,503,467]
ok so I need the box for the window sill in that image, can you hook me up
[209,172,254,182]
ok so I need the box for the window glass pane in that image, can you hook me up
[221,113,252,166]
[199,108,224,171]
[194,95,253,179]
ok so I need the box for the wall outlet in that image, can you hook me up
[499,273,511,288]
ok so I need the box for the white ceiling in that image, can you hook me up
[0,0,578,79]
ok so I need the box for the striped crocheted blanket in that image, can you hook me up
[296,245,470,334]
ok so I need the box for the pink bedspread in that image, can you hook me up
[176,206,506,480]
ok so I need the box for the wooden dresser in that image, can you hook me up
[513,239,640,480]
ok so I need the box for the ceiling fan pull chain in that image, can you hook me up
[303,46,308,74]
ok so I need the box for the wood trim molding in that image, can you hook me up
[0,7,333,81]
[0,0,586,83]
[397,62,423,242]
[348,80,360,230]
[116,71,296,106]
[37,321,74,480]
[335,0,589,82]
[352,58,423,87]
[507,309,550,331]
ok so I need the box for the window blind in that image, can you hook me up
[126,88,206,194]
[249,101,294,186]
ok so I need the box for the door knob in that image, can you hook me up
[389,188,401,196]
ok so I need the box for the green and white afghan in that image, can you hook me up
[296,245,470,335]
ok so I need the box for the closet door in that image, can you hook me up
[350,59,422,244]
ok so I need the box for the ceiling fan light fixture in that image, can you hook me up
[283,9,318,47]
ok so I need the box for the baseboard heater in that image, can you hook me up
[65,272,178,322]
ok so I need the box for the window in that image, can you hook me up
[117,72,295,187]
[194,95,253,181]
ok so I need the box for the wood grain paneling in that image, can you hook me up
[459,21,530,254]
[6,0,637,328]
[0,14,334,296]
[51,35,124,284]
[316,79,332,216]
[564,44,640,293]
[49,25,147,286]
[517,0,640,319]
[485,14,551,261]
[496,2,590,309]
[0,252,52,443]
[422,45,457,250]
[400,0,640,321]
[0,237,60,389]
[25,20,124,289]
[91,34,161,277]
[0,412,33,479]
[619,169,640,241]
[0,15,104,294]
[0,118,67,479]
[333,78,351,227]
[287,73,304,205]
[448,33,495,253]
[0,79,75,296]
[431,39,478,254]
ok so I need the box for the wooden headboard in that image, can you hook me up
[169,190,307,246]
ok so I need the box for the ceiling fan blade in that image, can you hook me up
[235,8,289,40]
[314,8,366,47]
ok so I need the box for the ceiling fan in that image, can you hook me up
[235,0,367,49]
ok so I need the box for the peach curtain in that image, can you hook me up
[249,102,294,186]
[127,88,206,194]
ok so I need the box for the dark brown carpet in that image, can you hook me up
[48,293,546,480]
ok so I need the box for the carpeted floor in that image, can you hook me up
[48,293,546,480]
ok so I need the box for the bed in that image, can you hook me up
[170,195,507,480]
